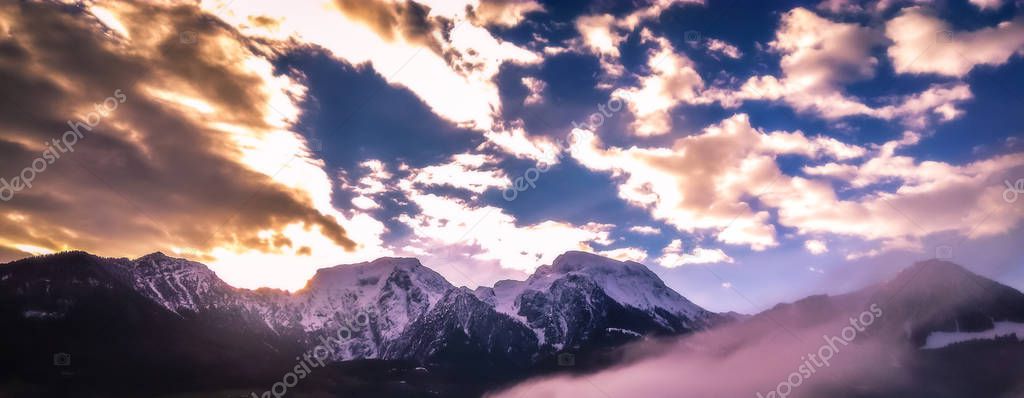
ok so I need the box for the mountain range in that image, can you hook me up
[0,250,722,397]
[1,251,1023,397]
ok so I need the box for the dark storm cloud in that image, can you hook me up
[0,0,354,258]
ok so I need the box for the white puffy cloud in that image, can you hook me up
[775,134,1024,253]
[613,32,705,136]
[804,239,829,254]
[576,14,625,57]
[481,124,563,164]
[656,240,734,267]
[570,114,864,250]
[706,7,972,127]
[572,0,704,78]
[377,158,619,284]
[521,76,546,105]
[968,0,1005,10]
[573,112,1024,258]
[573,14,629,77]
[396,190,615,278]
[706,38,742,59]
[409,153,508,194]
[886,7,1024,77]
[628,225,662,235]
[598,247,650,263]
[467,0,544,27]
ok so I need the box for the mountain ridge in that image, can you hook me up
[0,249,720,365]
[4,252,1023,397]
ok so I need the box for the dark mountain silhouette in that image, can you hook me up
[0,250,719,397]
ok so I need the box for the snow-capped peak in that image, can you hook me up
[475,251,716,348]
[533,251,705,319]
[127,251,238,314]
[543,250,659,278]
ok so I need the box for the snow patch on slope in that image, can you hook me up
[922,321,1024,349]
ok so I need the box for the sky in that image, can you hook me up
[0,0,1022,313]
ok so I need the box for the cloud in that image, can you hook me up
[571,0,703,78]
[570,114,869,250]
[886,7,1024,77]
[656,239,734,267]
[481,124,562,164]
[0,1,420,290]
[395,189,616,283]
[342,158,618,285]
[968,0,1006,10]
[576,14,624,57]
[490,296,911,398]
[613,32,705,136]
[706,7,972,127]
[409,153,508,194]
[816,0,865,14]
[333,0,446,54]
[628,225,662,235]
[0,1,359,255]
[787,135,1024,249]
[0,245,31,263]
[203,0,540,131]
[805,239,829,255]
[598,247,650,263]
[468,0,544,27]
[521,76,546,105]
[573,14,630,77]
[706,38,742,59]
[572,112,1024,258]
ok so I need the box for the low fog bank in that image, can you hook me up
[490,301,914,398]
[489,269,1024,398]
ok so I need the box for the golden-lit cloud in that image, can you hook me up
[571,113,1024,258]
[201,0,540,132]
[468,0,544,27]
[570,114,865,250]
[0,1,380,279]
